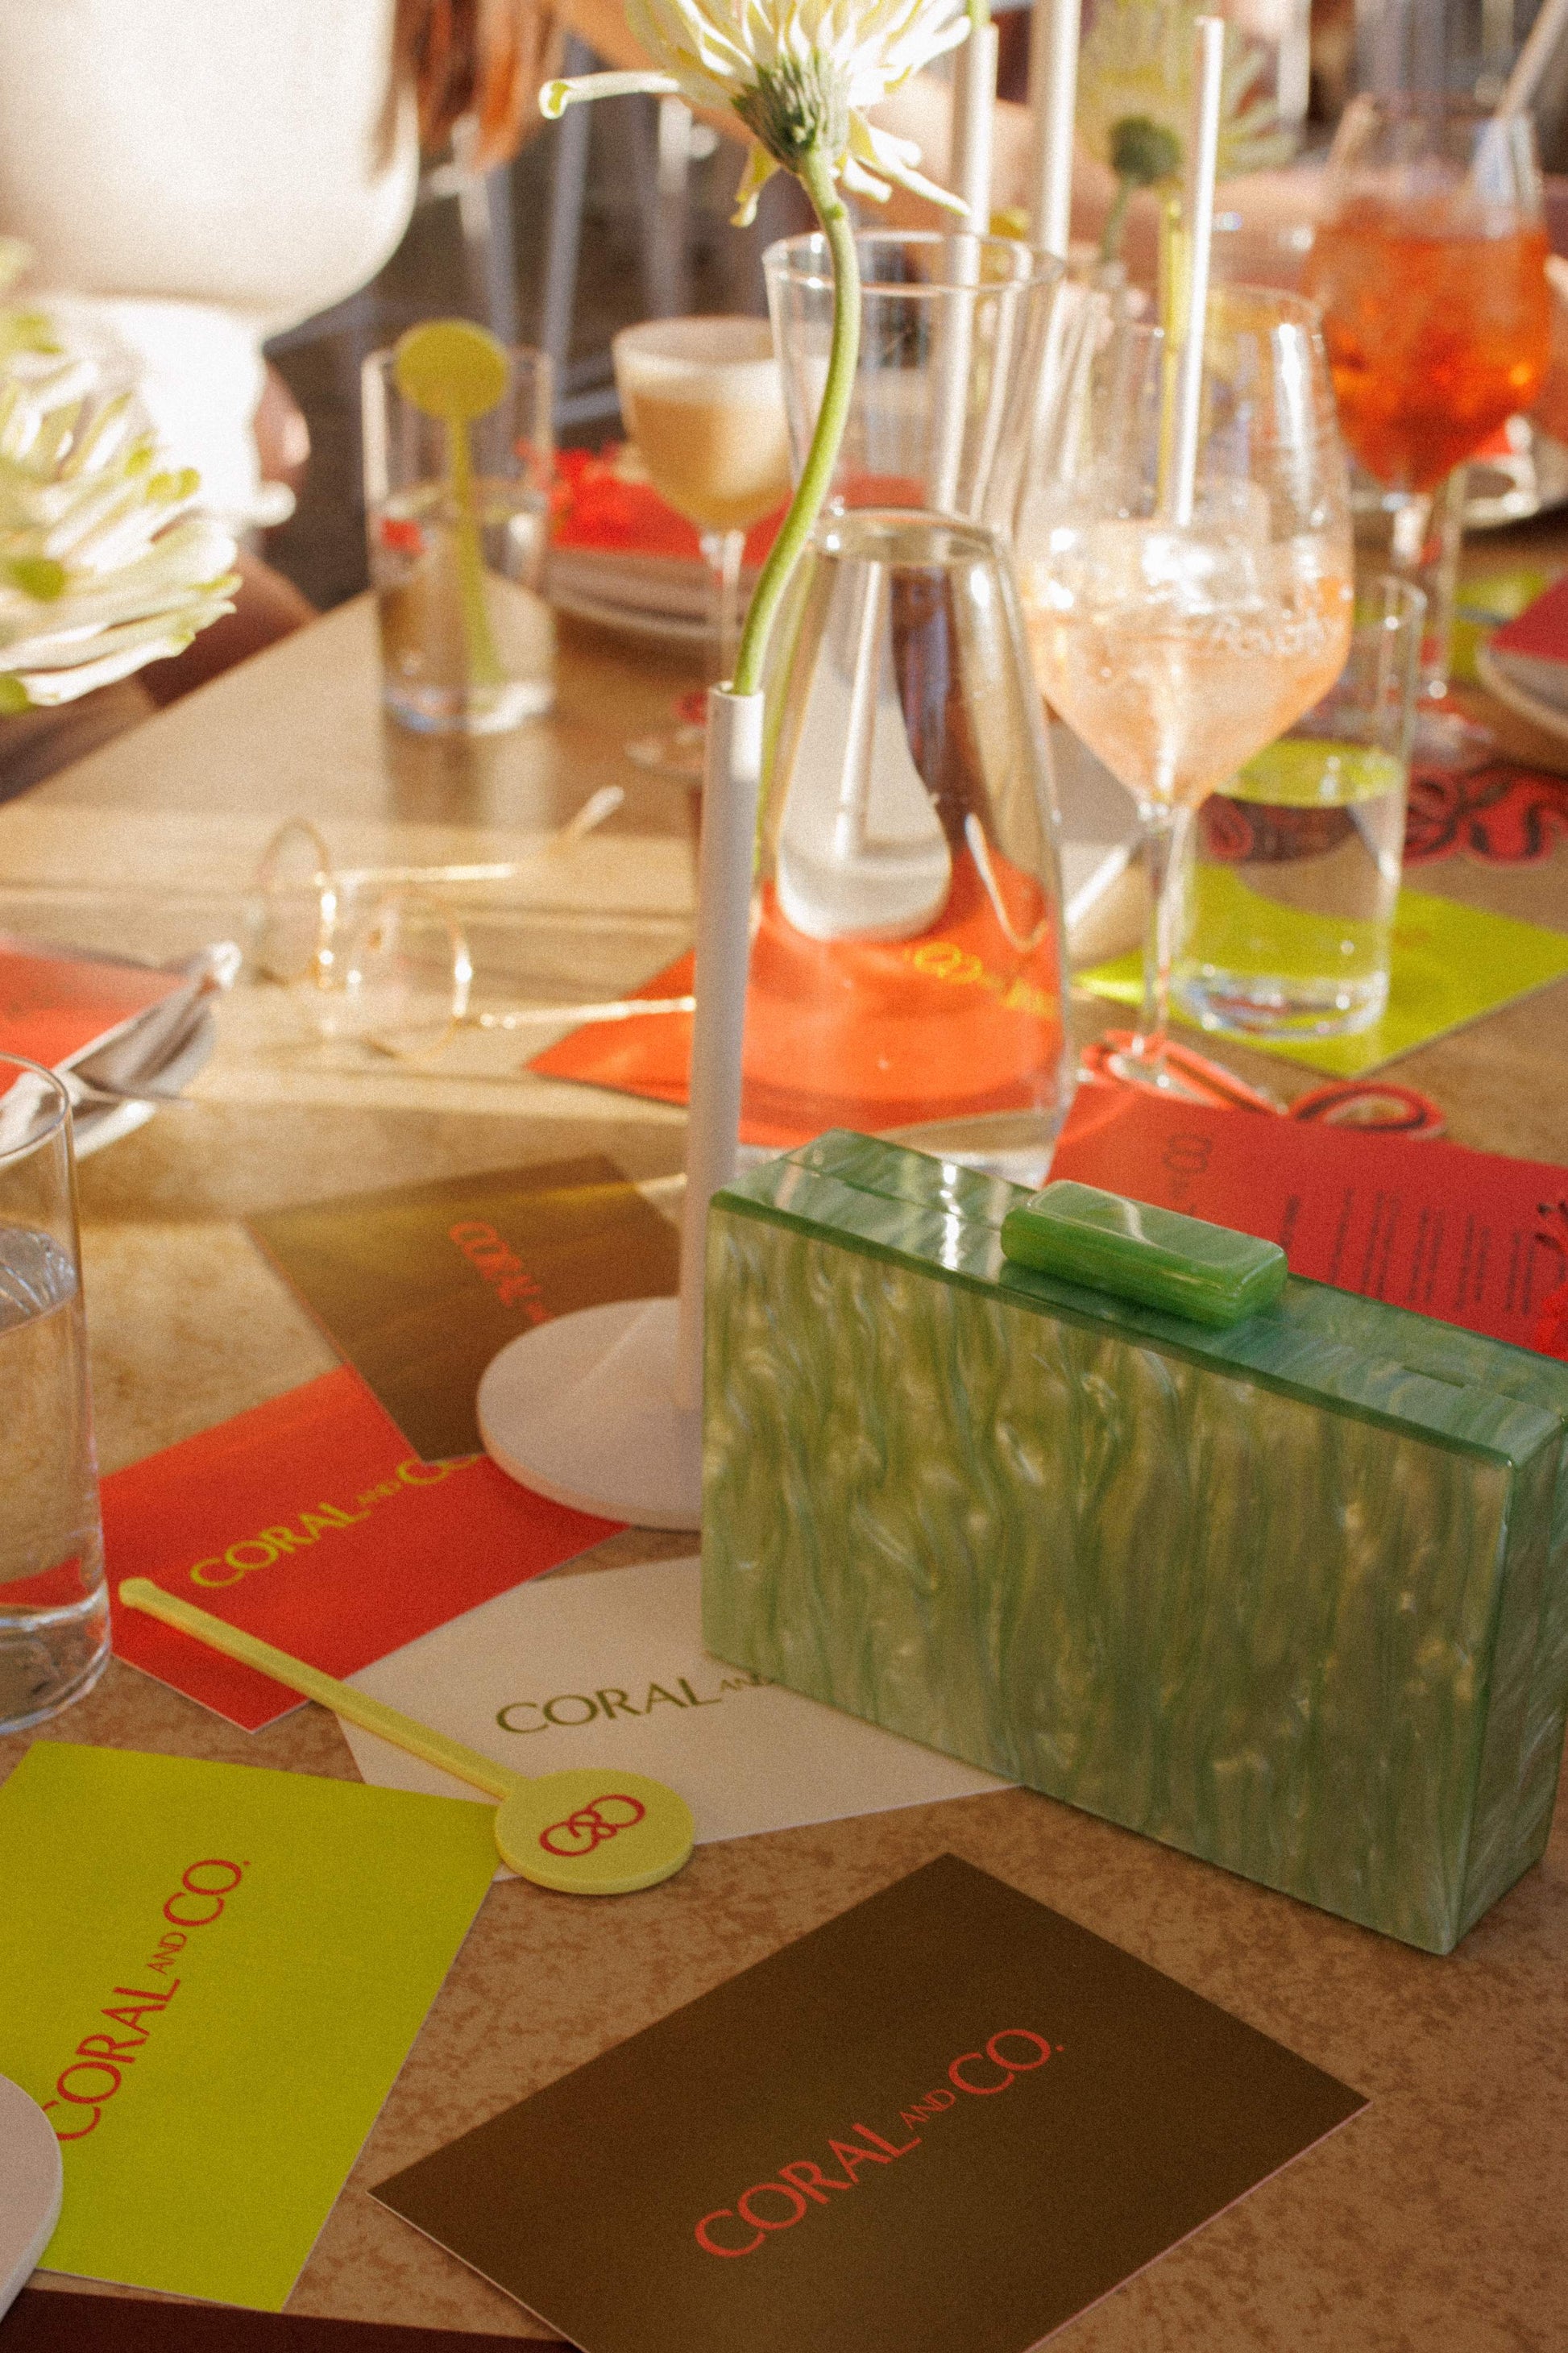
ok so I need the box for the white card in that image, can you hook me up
[338,1555,1007,1850]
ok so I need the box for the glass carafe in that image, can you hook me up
[745,510,1072,1184]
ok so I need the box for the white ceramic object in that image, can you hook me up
[774,571,951,944]
[478,1295,700,1530]
[0,2076,62,2320]
[479,688,765,1530]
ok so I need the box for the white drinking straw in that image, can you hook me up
[951,11,999,225]
[933,11,996,513]
[1027,0,1080,259]
[1499,0,1568,114]
[1163,15,1226,530]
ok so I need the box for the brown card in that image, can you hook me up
[2,2289,565,2351]
[374,1854,1365,2352]
[247,1156,678,1462]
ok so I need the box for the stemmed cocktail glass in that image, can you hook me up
[612,317,792,778]
[1302,95,1552,705]
[1016,288,1354,1085]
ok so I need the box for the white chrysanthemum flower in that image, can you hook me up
[0,327,238,711]
[541,0,971,223]
[1076,0,1294,185]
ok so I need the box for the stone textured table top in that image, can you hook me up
[2,596,1565,2350]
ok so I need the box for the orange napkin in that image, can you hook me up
[551,443,785,562]
[531,846,1064,1149]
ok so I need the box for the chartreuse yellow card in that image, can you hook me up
[1080,885,1568,1079]
[0,1744,496,2309]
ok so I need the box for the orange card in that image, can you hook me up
[0,936,182,1069]
[530,857,1065,1150]
[105,1367,620,1730]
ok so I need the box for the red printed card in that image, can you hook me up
[1053,1084,1568,1358]
[105,1367,620,1730]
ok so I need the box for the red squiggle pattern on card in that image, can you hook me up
[1404,762,1568,865]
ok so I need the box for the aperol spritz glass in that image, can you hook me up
[1303,95,1551,699]
[1015,289,1354,1085]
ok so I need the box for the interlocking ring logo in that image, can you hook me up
[537,1791,647,1859]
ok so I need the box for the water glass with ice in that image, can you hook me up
[1175,576,1425,1040]
[0,1055,107,1733]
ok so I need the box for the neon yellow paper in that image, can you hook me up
[1079,886,1568,1079]
[0,1743,496,2310]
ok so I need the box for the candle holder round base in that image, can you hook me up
[478,1297,701,1531]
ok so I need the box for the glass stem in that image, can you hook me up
[703,529,746,691]
[1383,472,1463,699]
[1130,800,1194,1078]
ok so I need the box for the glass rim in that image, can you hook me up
[763,228,1062,297]
[1105,280,1329,344]
[819,504,1008,559]
[1339,89,1535,129]
[609,314,778,360]
[0,1051,71,1167]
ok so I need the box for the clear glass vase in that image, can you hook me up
[743,510,1072,1185]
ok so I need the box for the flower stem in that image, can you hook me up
[731,144,861,699]
[1099,176,1131,263]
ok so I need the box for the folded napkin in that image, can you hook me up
[1480,571,1568,720]
[550,443,784,563]
[0,934,236,1106]
[547,444,786,630]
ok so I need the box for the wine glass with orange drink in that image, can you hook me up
[1303,96,1551,708]
[1015,289,1353,1085]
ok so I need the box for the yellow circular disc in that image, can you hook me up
[394,319,510,422]
[495,1768,695,1896]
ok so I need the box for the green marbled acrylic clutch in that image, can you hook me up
[701,1131,1568,1953]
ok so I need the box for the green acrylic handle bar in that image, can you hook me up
[999,1181,1287,1329]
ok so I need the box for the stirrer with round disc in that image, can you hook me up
[118,1581,694,1896]
[391,317,512,692]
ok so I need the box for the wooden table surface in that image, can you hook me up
[2,595,1566,2351]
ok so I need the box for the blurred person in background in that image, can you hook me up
[0,0,545,791]
[0,0,1561,795]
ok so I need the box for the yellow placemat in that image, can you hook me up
[1078,885,1568,1078]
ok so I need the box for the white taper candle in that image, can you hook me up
[1027,0,1081,261]
[1164,15,1226,531]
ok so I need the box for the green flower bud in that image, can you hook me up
[735,56,850,173]
[1110,114,1183,189]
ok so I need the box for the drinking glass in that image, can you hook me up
[748,510,1072,1182]
[612,317,792,778]
[363,342,554,735]
[1015,288,1354,1085]
[1303,95,1551,699]
[763,230,1063,526]
[0,1056,107,1733]
[1175,575,1425,1040]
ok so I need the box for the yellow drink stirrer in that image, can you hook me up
[118,1579,695,1897]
